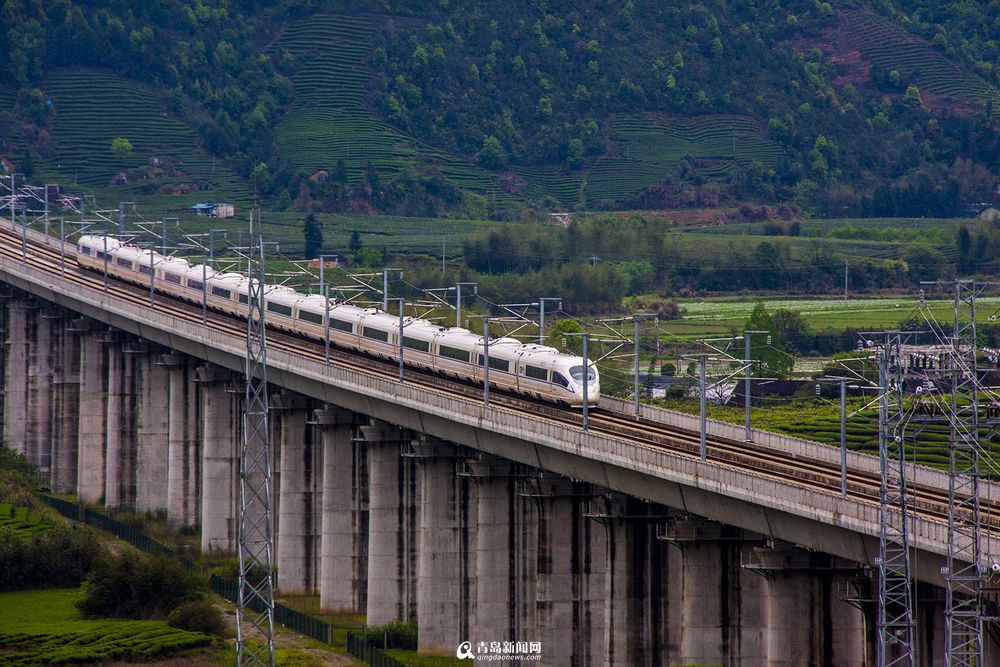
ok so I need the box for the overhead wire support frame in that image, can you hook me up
[236,212,277,666]
[863,330,916,667]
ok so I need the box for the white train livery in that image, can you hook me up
[76,235,599,407]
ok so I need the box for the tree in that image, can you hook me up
[744,302,793,378]
[110,137,132,160]
[479,135,505,169]
[303,213,323,259]
[349,230,363,255]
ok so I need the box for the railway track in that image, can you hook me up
[2,224,995,534]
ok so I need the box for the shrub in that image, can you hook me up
[168,599,228,637]
[76,551,206,620]
[365,620,418,650]
[0,523,104,591]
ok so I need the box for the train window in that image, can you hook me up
[331,319,353,333]
[138,264,151,275]
[267,301,292,316]
[403,337,430,352]
[569,365,597,383]
[187,279,203,290]
[96,251,106,260]
[477,355,510,372]
[439,345,470,362]
[298,309,324,324]
[213,286,233,300]
[116,258,133,269]
[525,365,548,381]
[164,273,182,285]
[79,246,92,256]
[553,372,570,388]
[238,293,249,304]
[363,327,389,342]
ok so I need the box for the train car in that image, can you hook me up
[76,235,600,407]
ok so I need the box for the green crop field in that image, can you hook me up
[674,296,1000,332]
[842,10,1000,112]
[35,70,249,211]
[0,588,215,666]
[0,503,52,539]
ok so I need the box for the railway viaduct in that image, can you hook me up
[1,223,998,666]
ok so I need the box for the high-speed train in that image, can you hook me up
[76,235,599,406]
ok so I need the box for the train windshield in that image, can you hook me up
[569,365,597,383]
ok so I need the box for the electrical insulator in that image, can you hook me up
[766,334,772,345]
[815,383,821,396]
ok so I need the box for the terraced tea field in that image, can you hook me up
[0,588,216,666]
[583,114,786,206]
[841,9,1000,112]
[36,70,249,208]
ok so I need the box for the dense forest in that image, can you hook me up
[1,0,999,217]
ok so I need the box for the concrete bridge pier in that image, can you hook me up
[528,477,607,666]
[103,335,128,509]
[363,420,419,626]
[162,353,200,529]
[469,457,523,651]
[316,407,367,612]
[411,437,475,654]
[744,543,868,666]
[51,316,81,493]
[27,306,53,474]
[668,517,766,666]
[915,582,945,666]
[2,299,29,457]
[135,348,169,513]
[599,495,671,667]
[274,392,319,594]
[76,327,107,504]
[196,365,237,553]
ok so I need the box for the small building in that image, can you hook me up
[308,254,346,269]
[190,203,235,218]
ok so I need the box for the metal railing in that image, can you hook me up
[346,632,410,667]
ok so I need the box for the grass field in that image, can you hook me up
[0,588,216,666]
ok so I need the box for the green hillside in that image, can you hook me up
[0,1,997,219]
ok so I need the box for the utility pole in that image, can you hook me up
[538,297,561,345]
[840,378,847,498]
[699,354,707,461]
[582,332,590,431]
[236,213,276,667]
[394,298,405,383]
[482,317,490,407]
[456,282,477,328]
[382,267,402,311]
[845,260,849,301]
[744,330,769,441]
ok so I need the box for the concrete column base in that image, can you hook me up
[197,366,237,554]
[363,421,419,626]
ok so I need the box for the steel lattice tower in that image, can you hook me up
[872,331,916,667]
[944,280,985,667]
[236,230,277,666]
